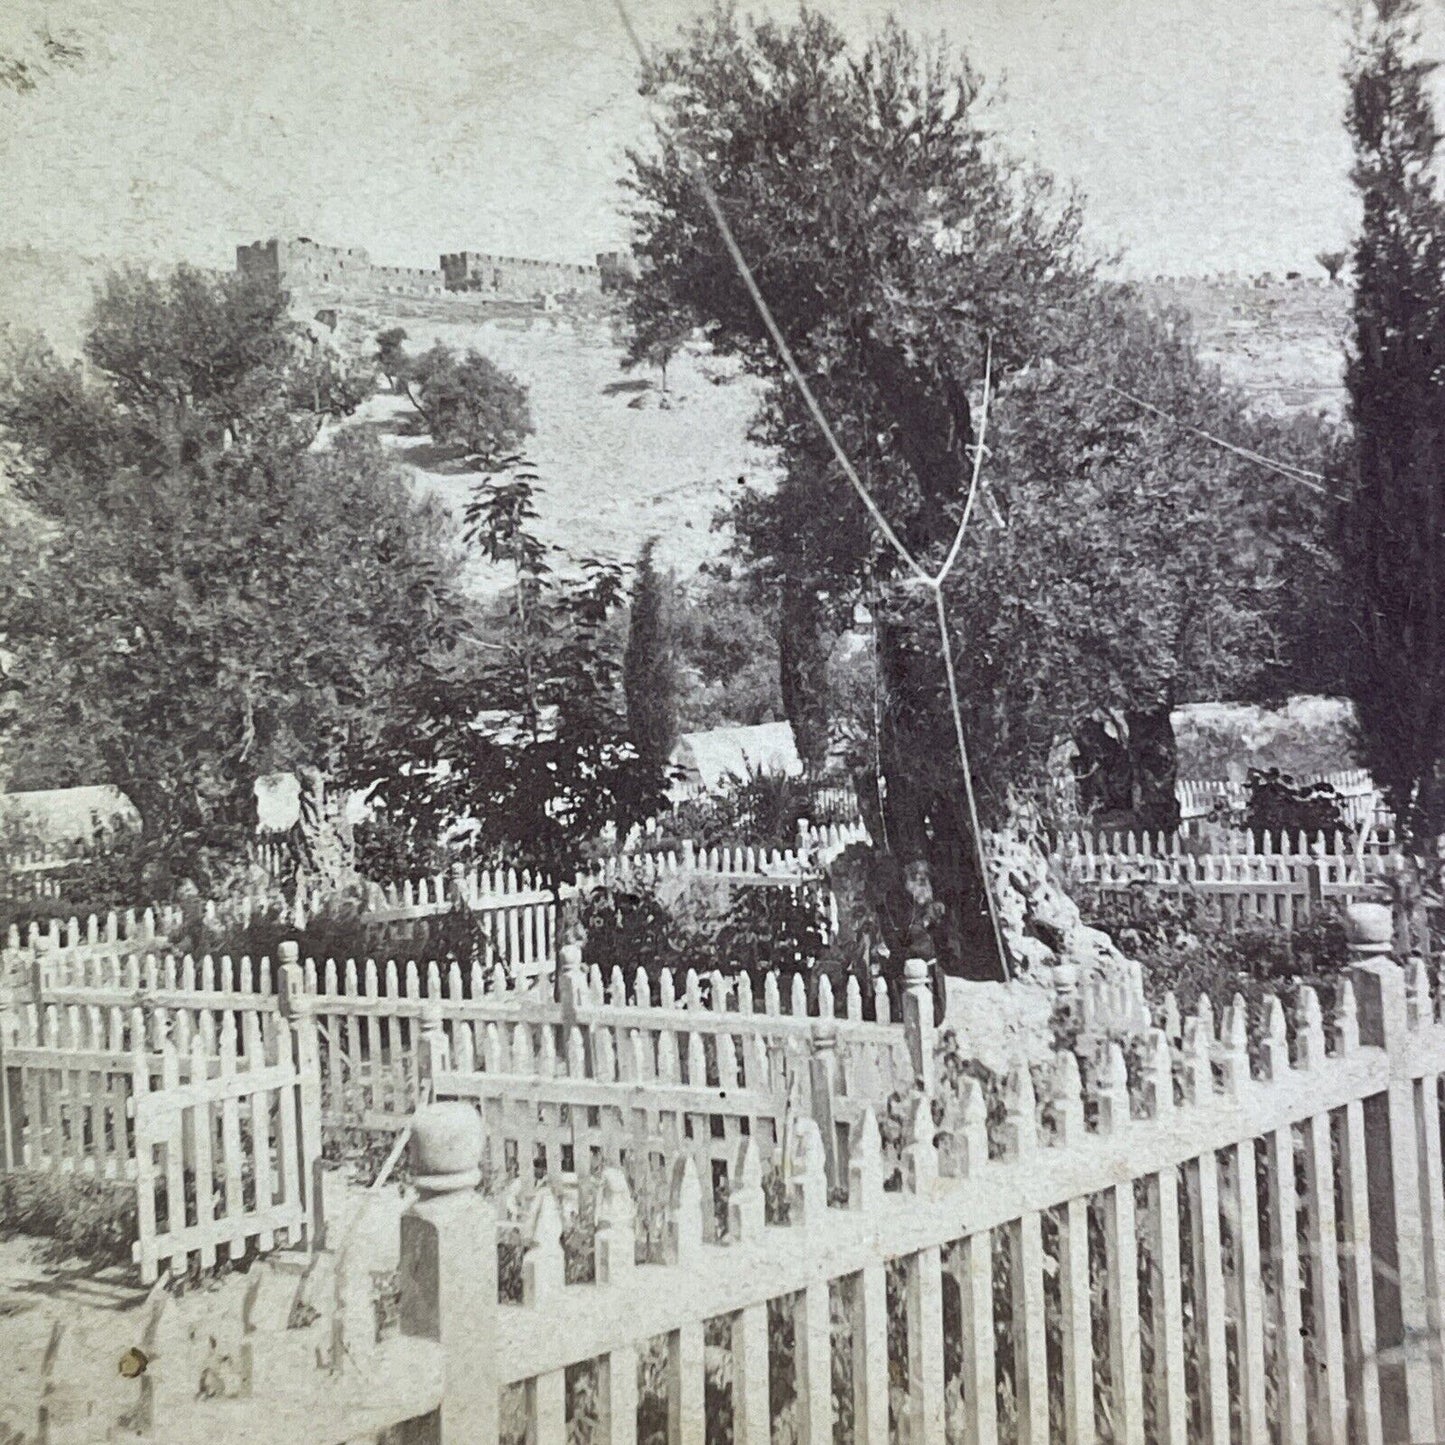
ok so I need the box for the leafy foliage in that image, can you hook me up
[1079,889,1349,1022]
[577,877,829,987]
[659,764,814,853]
[1243,767,1349,846]
[671,571,782,729]
[0,266,461,887]
[622,538,681,787]
[623,5,1337,973]
[400,342,533,467]
[374,327,409,389]
[0,1171,137,1267]
[361,461,663,886]
[1340,0,1445,843]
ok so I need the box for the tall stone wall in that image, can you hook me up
[440,252,602,299]
[237,237,611,303]
[236,237,378,292]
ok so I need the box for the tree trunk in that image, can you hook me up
[850,333,1009,981]
[778,581,831,773]
[876,612,1007,982]
[1073,706,1180,834]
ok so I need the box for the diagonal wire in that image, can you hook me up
[608,0,1012,979]
[934,337,994,585]
[1106,383,1338,494]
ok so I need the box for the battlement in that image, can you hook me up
[440,251,603,298]
[236,236,620,304]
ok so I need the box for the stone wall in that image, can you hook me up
[439,251,602,299]
[237,237,611,303]
[236,237,376,291]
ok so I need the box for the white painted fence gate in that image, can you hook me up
[129,1008,323,1283]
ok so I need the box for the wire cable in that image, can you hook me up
[1106,383,1337,495]
[609,0,1013,980]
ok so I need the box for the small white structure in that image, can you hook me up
[667,721,802,801]
[0,785,140,843]
[253,772,378,833]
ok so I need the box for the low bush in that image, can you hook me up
[578,878,829,985]
[1079,888,1349,1025]
[1243,766,1350,846]
[0,1172,137,1268]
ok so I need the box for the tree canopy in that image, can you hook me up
[400,342,533,467]
[360,462,663,888]
[623,4,1336,972]
[1341,0,1445,842]
[0,266,461,885]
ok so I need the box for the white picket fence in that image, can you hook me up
[1175,766,1378,823]
[4,820,871,980]
[389,937,1445,1445]
[1056,841,1407,929]
[20,944,921,1137]
[0,995,321,1283]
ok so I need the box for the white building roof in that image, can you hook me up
[669,722,802,794]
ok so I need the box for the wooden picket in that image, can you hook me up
[392,943,1445,1445]
[0,987,321,1284]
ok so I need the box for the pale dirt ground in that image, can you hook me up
[0,1177,418,1445]
[319,299,775,596]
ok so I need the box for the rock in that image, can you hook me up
[982,830,1147,1053]
[940,979,1055,1077]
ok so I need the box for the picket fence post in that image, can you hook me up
[808,1021,841,1195]
[398,1102,495,1444]
[1348,902,1440,1445]
[417,998,449,1100]
[277,942,325,1251]
[902,958,935,1099]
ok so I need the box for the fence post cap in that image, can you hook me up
[277,941,300,966]
[1344,901,1393,955]
[559,942,584,973]
[411,1102,483,1196]
[903,957,931,987]
[809,1017,838,1051]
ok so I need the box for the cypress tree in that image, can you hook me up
[623,538,680,785]
[1343,0,1445,843]
[778,578,831,773]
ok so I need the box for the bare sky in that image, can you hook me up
[0,0,1365,277]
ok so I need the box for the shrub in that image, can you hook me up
[0,1172,137,1268]
[578,878,829,985]
[1243,766,1350,846]
[1079,888,1349,1027]
[660,766,813,854]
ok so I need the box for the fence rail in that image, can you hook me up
[1056,844,1405,928]
[4,820,871,978]
[392,936,1445,1445]
[0,991,321,1282]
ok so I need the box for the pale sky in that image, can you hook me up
[0,0,1373,278]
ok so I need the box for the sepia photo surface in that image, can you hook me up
[1,1,1442,1441]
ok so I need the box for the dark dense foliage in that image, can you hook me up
[1341,0,1445,843]
[0,266,460,890]
[1079,890,1350,1021]
[399,342,533,466]
[623,538,681,788]
[622,5,1337,975]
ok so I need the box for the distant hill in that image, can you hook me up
[0,246,116,357]
[1137,274,1350,417]
[0,246,1354,594]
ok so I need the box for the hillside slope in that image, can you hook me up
[324,293,773,591]
[0,249,1354,595]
